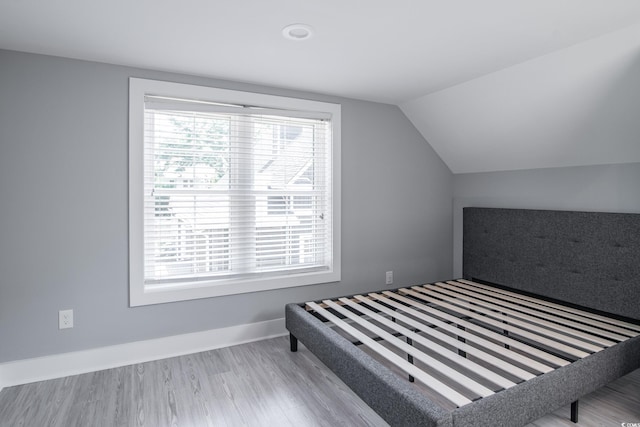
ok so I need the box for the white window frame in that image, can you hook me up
[129,78,341,306]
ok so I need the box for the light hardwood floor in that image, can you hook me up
[0,336,638,426]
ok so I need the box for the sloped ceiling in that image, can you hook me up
[400,21,640,173]
[1,1,640,173]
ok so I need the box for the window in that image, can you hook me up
[129,78,341,306]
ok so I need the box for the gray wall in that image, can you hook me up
[453,163,640,276]
[0,49,453,363]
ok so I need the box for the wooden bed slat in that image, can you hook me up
[359,294,535,383]
[458,279,640,334]
[430,282,616,348]
[305,301,473,407]
[403,287,591,359]
[448,280,631,341]
[344,296,519,389]
[378,291,567,369]
[418,284,604,353]
[331,298,497,397]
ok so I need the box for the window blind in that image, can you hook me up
[142,96,334,288]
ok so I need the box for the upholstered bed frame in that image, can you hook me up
[285,208,640,426]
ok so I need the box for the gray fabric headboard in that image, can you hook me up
[463,207,640,321]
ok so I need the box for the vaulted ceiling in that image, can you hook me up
[2,1,640,173]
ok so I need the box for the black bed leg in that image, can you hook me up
[457,325,467,358]
[503,313,510,349]
[570,400,579,423]
[290,333,298,352]
[406,337,415,382]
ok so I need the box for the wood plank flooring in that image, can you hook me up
[0,336,638,426]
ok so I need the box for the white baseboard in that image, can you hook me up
[0,317,287,391]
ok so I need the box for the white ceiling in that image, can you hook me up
[2,0,640,172]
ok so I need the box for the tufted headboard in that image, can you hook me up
[463,207,640,321]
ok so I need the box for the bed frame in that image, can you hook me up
[285,208,640,426]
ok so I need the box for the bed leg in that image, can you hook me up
[503,313,510,349]
[290,333,298,352]
[570,400,579,423]
[457,325,467,358]
[406,337,415,382]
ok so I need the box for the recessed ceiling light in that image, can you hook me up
[282,24,313,41]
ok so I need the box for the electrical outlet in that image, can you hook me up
[59,309,73,329]
[385,271,393,285]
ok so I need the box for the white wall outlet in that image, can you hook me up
[59,309,74,329]
[385,271,393,285]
